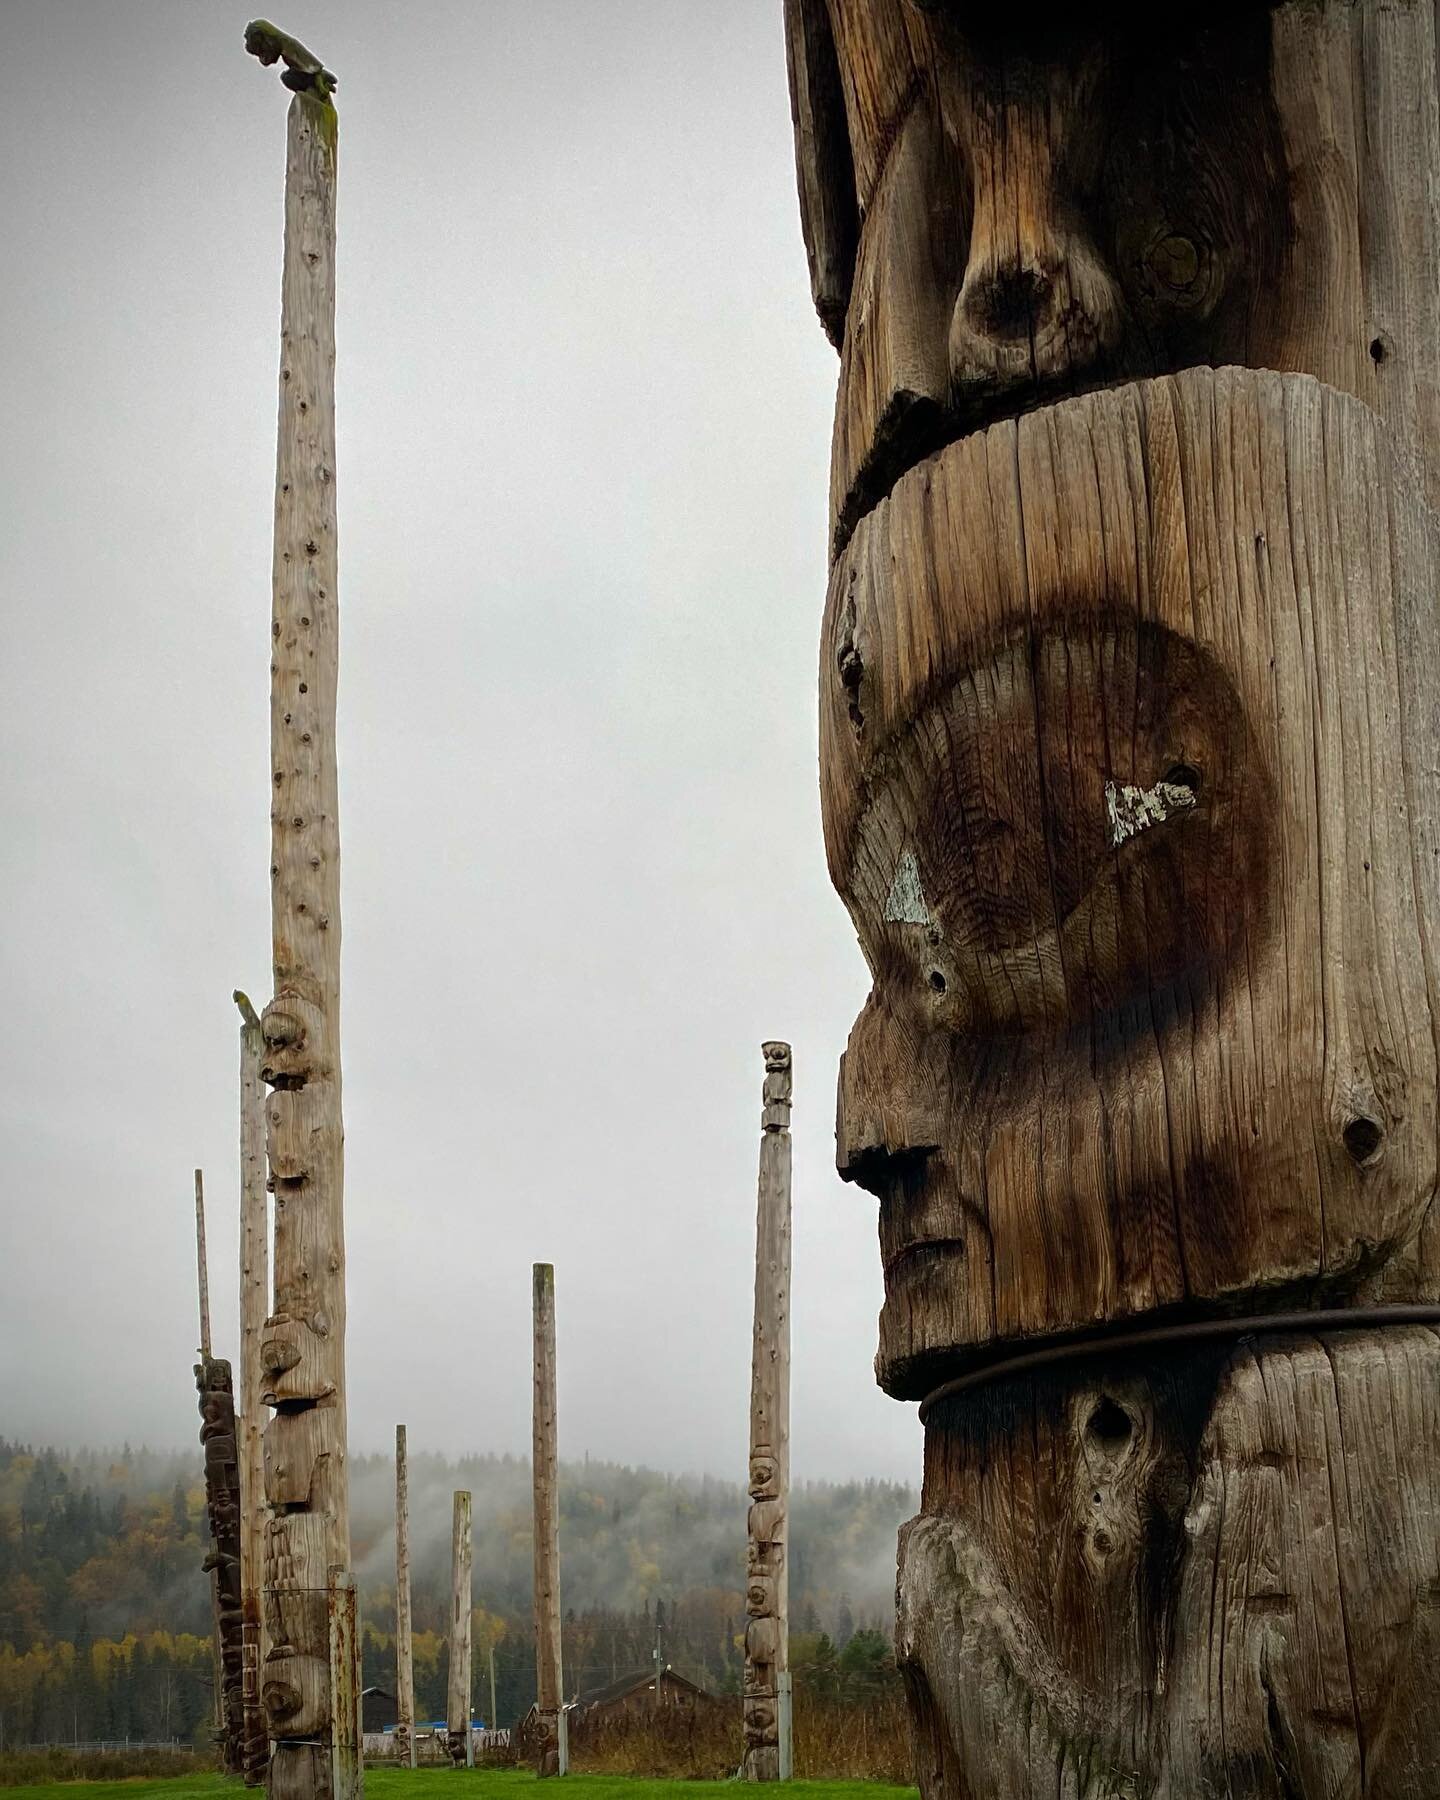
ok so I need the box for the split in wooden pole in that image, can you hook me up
[243,21,357,1800]
[743,1044,792,1782]
[393,1426,415,1767]
[235,992,270,1785]
[448,1491,473,1768]
[532,1263,565,1776]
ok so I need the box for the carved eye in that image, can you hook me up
[1140,227,1220,316]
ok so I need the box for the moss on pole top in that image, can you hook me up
[244,20,337,101]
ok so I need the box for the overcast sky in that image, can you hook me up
[0,1,919,1485]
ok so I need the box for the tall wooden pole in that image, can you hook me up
[243,24,357,1800]
[531,1263,564,1777]
[236,992,270,1785]
[448,1491,473,1768]
[393,1426,415,1767]
[194,1168,246,1774]
[744,1044,792,1783]
[195,1169,212,1358]
[783,5,1440,1795]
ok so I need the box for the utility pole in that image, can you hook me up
[532,1264,565,1776]
[243,22,358,1800]
[393,1427,415,1767]
[448,1492,473,1768]
[743,1045,792,1782]
[236,993,269,1785]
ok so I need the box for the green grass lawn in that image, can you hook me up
[1,1772,916,1800]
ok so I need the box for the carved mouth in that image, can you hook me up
[833,367,1139,560]
[883,1236,969,1280]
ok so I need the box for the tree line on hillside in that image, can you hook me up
[0,1440,912,1746]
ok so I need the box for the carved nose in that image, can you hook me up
[950,231,1124,393]
[962,263,1053,348]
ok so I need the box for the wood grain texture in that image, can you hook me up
[787,5,1440,1794]
[790,2,1440,551]
[237,995,269,1785]
[253,79,354,1800]
[901,1326,1440,1797]
[825,365,1439,1396]
[532,1264,563,1777]
[744,1044,793,1782]
[447,1491,472,1765]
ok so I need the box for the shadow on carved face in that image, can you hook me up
[849,617,1273,1041]
[830,6,1290,550]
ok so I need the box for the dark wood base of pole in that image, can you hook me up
[899,1325,1440,1798]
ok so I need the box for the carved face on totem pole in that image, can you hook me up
[789,0,1440,1400]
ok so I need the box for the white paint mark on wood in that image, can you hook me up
[884,849,931,923]
[1104,777,1197,848]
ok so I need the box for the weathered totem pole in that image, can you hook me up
[783,2,1440,1793]
[237,992,271,1784]
[744,1043,793,1782]
[194,1170,247,1775]
[243,23,359,1800]
[532,1263,565,1777]
[448,1491,474,1768]
[393,1426,416,1767]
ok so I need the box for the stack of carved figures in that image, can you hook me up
[196,1356,247,1776]
[785,1,1440,1795]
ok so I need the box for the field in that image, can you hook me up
[0,1774,918,1800]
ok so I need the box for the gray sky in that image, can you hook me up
[0,0,917,1484]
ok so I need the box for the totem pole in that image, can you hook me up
[783,3,1440,1794]
[194,1172,246,1775]
[393,1426,416,1767]
[236,992,270,1784]
[744,1043,792,1782]
[448,1491,474,1768]
[532,1263,565,1777]
[243,23,359,1800]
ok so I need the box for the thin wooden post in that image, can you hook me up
[532,1264,564,1777]
[743,1045,792,1782]
[195,1169,212,1357]
[488,1646,497,1737]
[447,1492,473,1767]
[393,1426,415,1767]
[243,24,355,1800]
[327,1571,360,1800]
[236,992,269,1785]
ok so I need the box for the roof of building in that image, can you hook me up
[573,1665,710,1710]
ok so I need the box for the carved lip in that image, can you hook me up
[882,1236,969,1280]
[834,370,1140,559]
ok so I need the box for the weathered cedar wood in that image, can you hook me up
[447,1490,473,1766]
[243,25,357,1800]
[196,1350,247,1774]
[532,1263,564,1777]
[195,1169,212,1358]
[236,992,270,1784]
[743,1043,793,1783]
[784,2,1440,1793]
[393,1426,415,1766]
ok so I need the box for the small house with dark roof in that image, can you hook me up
[571,1665,710,1721]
